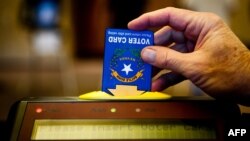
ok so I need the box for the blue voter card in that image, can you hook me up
[102,28,154,94]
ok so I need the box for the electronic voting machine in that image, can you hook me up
[6,28,248,141]
[8,96,241,141]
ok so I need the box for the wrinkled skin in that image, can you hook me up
[128,7,250,105]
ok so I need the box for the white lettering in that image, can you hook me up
[228,129,247,136]
[108,36,126,43]
[228,129,235,136]
[128,37,150,45]
[108,36,151,45]
[241,129,246,136]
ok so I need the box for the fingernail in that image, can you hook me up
[142,48,156,63]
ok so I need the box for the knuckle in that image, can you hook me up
[161,50,171,68]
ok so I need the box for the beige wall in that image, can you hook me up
[230,0,250,44]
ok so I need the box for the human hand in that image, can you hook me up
[128,7,250,104]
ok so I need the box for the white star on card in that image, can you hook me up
[121,64,133,75]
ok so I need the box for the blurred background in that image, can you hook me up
[0,0,250,135]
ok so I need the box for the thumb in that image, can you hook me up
[141,46,190,74]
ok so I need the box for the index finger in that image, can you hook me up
[128,7,194,31]
[128,7,202,41]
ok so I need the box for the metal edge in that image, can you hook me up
[14,96,216,103]
[10,101,28,141]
